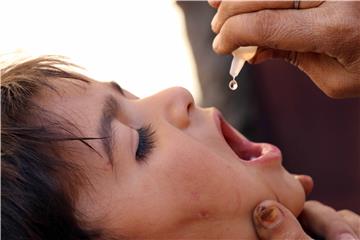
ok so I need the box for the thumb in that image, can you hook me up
[294,174,314,196]
[288,52,360,98]
[253,200,311,240]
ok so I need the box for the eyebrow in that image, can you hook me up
[98,95,119,165]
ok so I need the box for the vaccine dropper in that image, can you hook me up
[229,46,258,90]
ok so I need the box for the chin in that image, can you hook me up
[276,168,306,217]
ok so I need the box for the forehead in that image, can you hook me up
[36,78,118,109]
[33,79,113,163]
[31,79,110,138]
[55,78,108,98]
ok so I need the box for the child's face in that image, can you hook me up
[39,79,305,239]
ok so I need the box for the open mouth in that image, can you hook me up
[219,117,262,161]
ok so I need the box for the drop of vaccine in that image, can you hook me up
[229,79,238,90]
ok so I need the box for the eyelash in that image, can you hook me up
[136,125,155,162]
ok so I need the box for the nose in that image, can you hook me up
[146,87,194,129]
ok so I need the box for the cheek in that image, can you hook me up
[154,143,254,219]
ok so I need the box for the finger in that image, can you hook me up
[212,1,323,33]
[208,0,221,9]
[285,51,360,98]
[299,201,358,240]
[338,209,360,236]
[294,175,314,196]
[212,8,330,55]
[251,48,360,98]
[248,47,274,64]
[253,200,311,240]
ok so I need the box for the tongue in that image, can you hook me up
[228,139,262,161]
[221,119,262,161]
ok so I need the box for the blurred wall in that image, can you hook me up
[251,60,360,212]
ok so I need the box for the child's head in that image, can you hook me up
[1,56,305,239]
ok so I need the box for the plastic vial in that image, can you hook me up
[229,46,258,91]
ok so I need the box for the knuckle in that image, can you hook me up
[305,200,322,207]
[338,209,353,216]
[305,200,336,213]
[253,10,280,48]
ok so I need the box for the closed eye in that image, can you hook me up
[136,125,155,162]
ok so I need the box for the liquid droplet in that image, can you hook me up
[229,79,238,90]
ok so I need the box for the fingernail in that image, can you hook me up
[338,233,357,240]
[255,204,283,229]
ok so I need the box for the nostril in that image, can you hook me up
[163,87,194,129]
[187,102,193,114]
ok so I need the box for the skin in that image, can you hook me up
[210,1,360,98]
[35,78,305,239]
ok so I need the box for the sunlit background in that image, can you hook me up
[1,0,201,101]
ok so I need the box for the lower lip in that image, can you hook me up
[244,143,282,166]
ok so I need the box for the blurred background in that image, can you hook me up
[1,0,359,212]
[1,0,200,100]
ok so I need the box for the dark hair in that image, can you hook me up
[1,56,106,239]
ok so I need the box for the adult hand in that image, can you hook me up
[300,201,360,239]
[252,175,360,239]
[253,200,360,239]
[209,1,360,98]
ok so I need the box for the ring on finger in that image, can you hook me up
[294,0,301,9]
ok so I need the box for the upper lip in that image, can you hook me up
[211,108,223,137]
